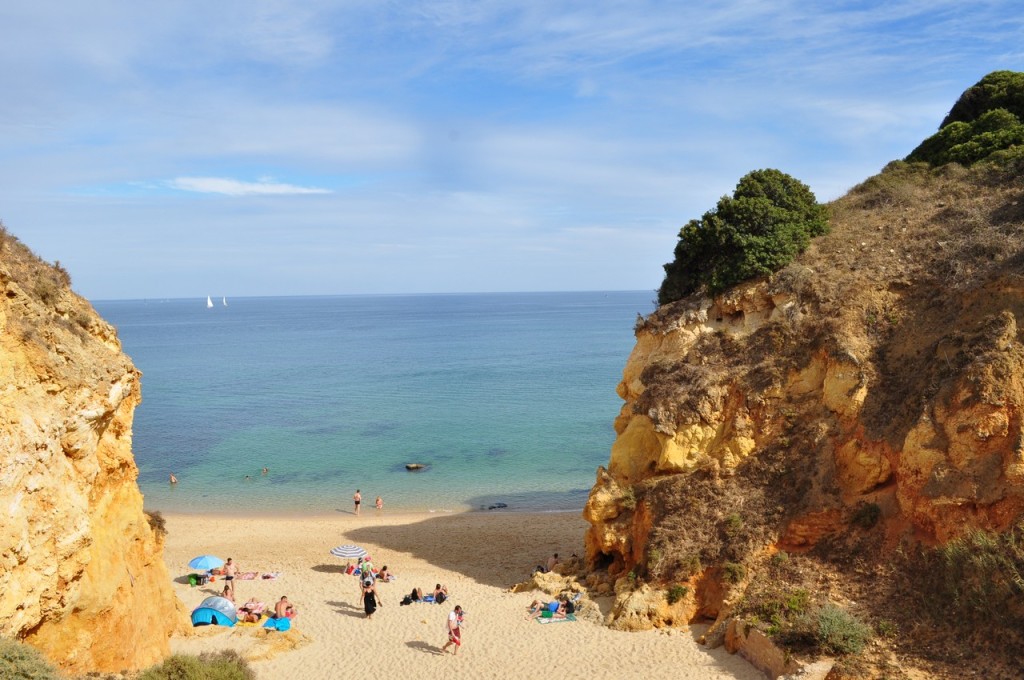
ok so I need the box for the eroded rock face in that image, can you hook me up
[585,275,1024,589]
[0,238,186,673]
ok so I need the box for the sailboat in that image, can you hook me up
[206,296,213,308]
[222,297,228,307]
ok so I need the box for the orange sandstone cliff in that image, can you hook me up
[0,229,186,673]
[583,163,1024,674]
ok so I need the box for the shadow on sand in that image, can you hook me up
[311,564,351,574]
[405,640,443,655]
[345,512,587,588]
[326,600,367,619]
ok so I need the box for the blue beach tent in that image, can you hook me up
[191,596,237,627]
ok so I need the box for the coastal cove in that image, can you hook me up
[95,291,653,515]
[161,511,764,679]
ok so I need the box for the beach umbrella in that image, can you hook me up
[188,555,224,571]
[330,544,367,559]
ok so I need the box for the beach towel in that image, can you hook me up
[263,617,291,631]
[238,572,258,580]
[261,572,281,580]
[535,614,576,624]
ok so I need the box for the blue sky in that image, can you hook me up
[1,1,1021,301]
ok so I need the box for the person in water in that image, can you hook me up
[169,473,177,484]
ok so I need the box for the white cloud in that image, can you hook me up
[166,177,332,196]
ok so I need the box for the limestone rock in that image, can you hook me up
[585,224,1024,630]
[0,235,186,673]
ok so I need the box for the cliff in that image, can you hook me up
[584,162,1024,674]
[0,228,186,673]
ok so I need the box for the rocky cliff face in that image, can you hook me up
[0,231,185,673]
[583,162,1024,633]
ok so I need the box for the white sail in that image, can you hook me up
[207,296,213,308]
[222,297,227,306]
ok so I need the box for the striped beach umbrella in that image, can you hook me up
[330,544,367,559]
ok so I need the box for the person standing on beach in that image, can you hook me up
[224,558,238,596]
[441,605,463,656]
[354,489,362,515]
[361,576,382,619]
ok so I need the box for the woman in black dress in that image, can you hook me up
[362,577,381,619]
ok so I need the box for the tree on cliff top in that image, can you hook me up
[657,169,828,305]
[906,70,1024,167]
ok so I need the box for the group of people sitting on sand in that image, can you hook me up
[525,593,577,620]
[234,596,296,623]
[401,583,448,605]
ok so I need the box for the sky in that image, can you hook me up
[0,1,1021,301]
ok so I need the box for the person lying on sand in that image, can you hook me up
[239,597,263,613]
[525,595,573,620]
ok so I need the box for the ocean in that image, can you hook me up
[93,291,653,516]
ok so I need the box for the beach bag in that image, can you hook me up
[345,565,355,575]
[400,596,412,606]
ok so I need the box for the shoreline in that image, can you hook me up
[160,511,763,679]
[150,506,587,521]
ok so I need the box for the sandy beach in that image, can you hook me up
[162,510,763,679]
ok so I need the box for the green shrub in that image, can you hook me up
[784,604,871,656]
[723,561,746,584]
[680,554,703,578]
[658,169,828,303]
[906,71,1024,167]
[815,604,871,655]
[920,526,1024,622]
[0,638,60,680]
[723,513,743,538]
[139,650,254,680]
[666,584,689,605]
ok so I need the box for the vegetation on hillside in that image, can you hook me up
[633,154,1024,677]
[0,638,60,680]
[138,650,255,680]
[657,169,828,304]
[906,70,1024,167]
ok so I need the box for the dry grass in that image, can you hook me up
[631,160,1024,678]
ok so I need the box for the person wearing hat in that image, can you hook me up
[362,575,382,619]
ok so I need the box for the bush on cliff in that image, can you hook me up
[657,169,828,304]
[139,650,254,680]
[906,70,1024,167]
[0,638,60,680]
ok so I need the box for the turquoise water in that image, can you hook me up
[94,292,652,515]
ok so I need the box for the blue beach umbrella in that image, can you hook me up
[188,555,224,571]
[330,545,367,559]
